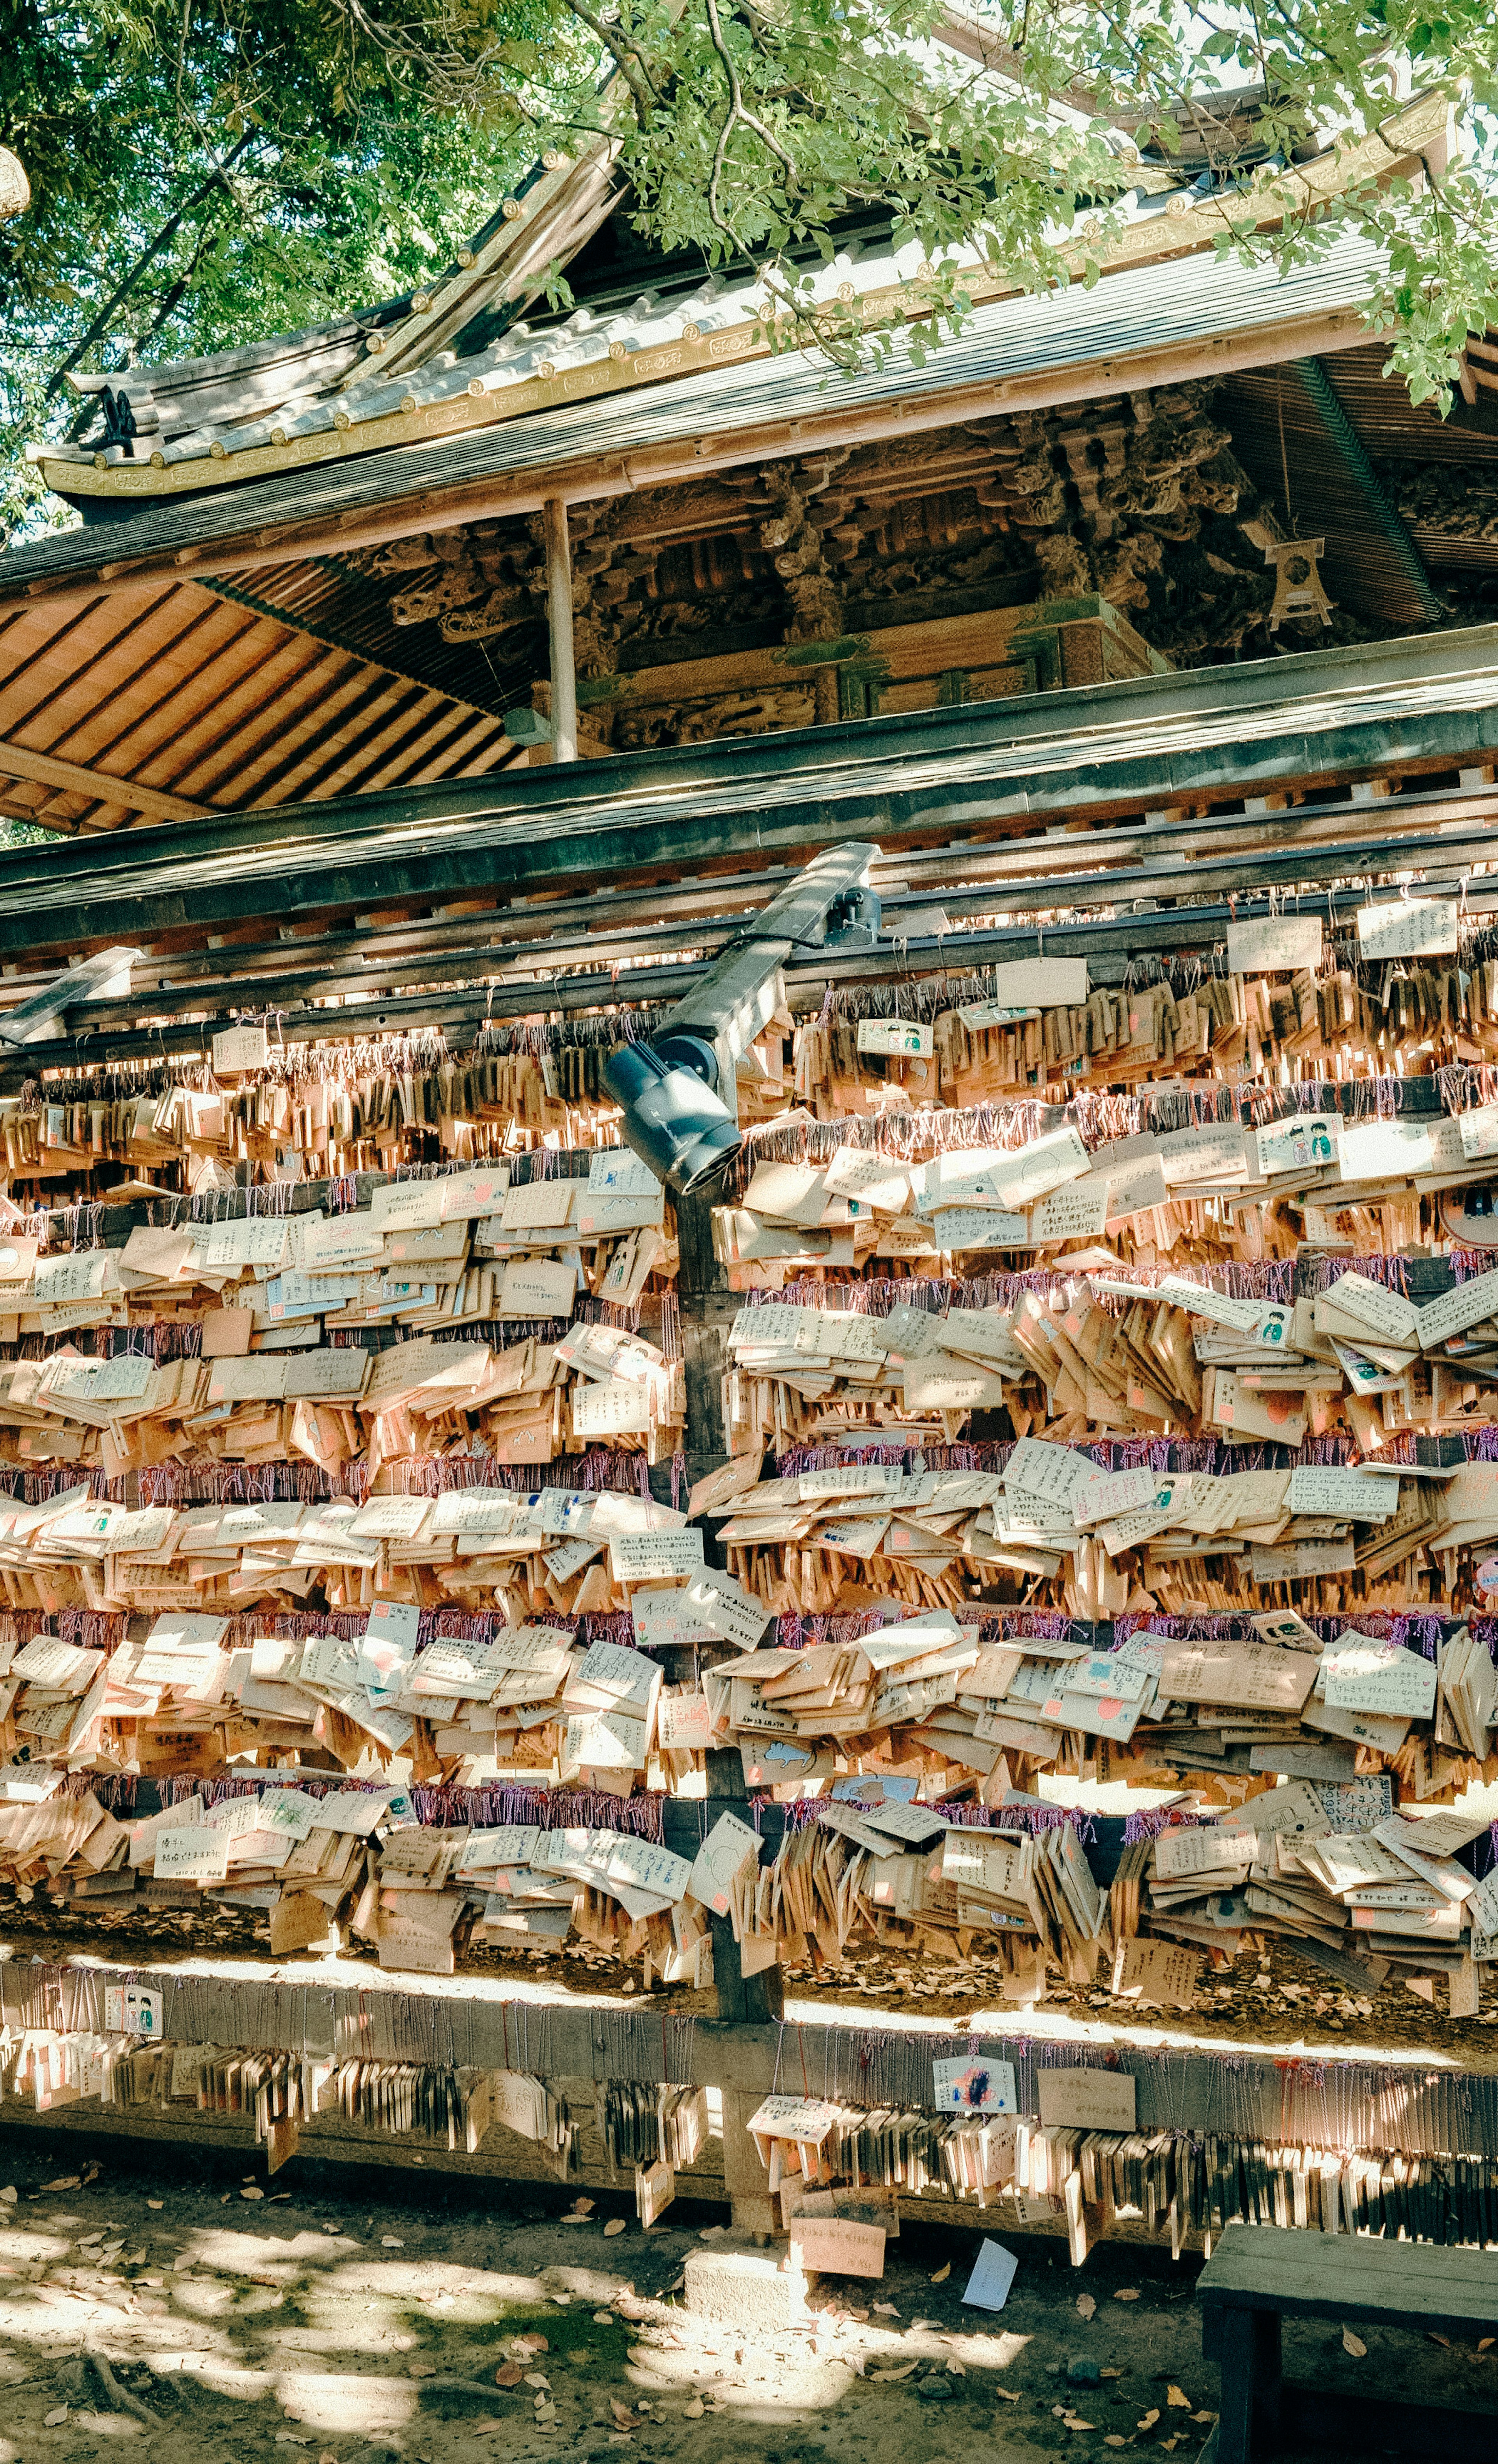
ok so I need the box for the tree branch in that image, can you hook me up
[44,130,256,403]
[558,0,660,121]
[702,0,798,240]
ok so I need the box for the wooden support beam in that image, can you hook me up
[2,819,1495,1082]
[543,496,578,764]
[0,739,212,824]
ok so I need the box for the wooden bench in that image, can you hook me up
[1198,2223,1498,2463]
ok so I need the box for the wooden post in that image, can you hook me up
[676,1176,785,2042]
[721,2086,777,2242]
[543,496,578,764]
[673,1174,743,1498]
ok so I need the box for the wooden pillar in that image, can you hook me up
[721,2086,777,2242]
[543,496,578,764]
[674,1174,742,1497]
[677,1174,783,2006]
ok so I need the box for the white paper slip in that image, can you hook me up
[1227,914,1323,976]
[103,1985,164,2038]
[1322,1639,1437,1720]
[962,2237,1019,2313]
[857,1018,934,1057]
[610,1529,705,1582]
[1287,1466,1400,1522]
[587,1149,659,1196]
[687,1811,761,1915]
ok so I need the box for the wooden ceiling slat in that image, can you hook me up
[342,700,486,798]
[208,666,412,806]
[0,594,118,701]
[135,632,352,799]
[272,685,441,805]
[404,711,513,783]
[60,604,285,779]
[0,586,208,749]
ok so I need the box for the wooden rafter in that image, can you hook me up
[0,577,514,834]
[0,739,209,824]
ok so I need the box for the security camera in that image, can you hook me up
[602,842,880,1198]
[602,1032,740,1198]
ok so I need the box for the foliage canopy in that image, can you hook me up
[4,0,1498,534]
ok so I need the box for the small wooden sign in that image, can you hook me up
[788,2216,886,2279]
[1036,2066,1137,2132]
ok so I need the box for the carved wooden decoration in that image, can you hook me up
[350,378,1359,755]
[1265,538,1334,631]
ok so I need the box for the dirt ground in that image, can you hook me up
[0,2140,1492,2464]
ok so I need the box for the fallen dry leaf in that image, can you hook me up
[1076,2293,1097,2321]
[570,2197,595,2214]
[869,2361,920,2382]
[1429,2334,1452,2349]
[1100,2369,1124,2380]
[1342,2331,1367,2359]
[1137,2408,1160,2430]
[407,2362,437,2380]
[684,2399,705,2419]
[0,2189,14,2205]
[610,2401,638,2427]
[1166,2385,1191,2408]
[594,2311,614,2325]
[274,2439,311,2450]
[524,2375,550,2391]
[604,2219,627,2238]
[873,2302,901,2317]
[947,2360,966,2377]
[1480,2337,1495,2353]
[44,2407,68,2427]
[995,2388,1020,2404]
[1062,2414,1096,2431]
[146,2199,163,2210]
[1191,2413,1216,2425]
[495,2364,524,2388]
[382,2237,405,2250]
[514,2336,549,2357]
[931,2263,951,2283]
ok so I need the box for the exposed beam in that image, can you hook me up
[34,789,1497,1030]
[7,872,1493,1089]
[0,739,211,824]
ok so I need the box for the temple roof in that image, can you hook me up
[25,92,1447,512]
[0,234,1407,601]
